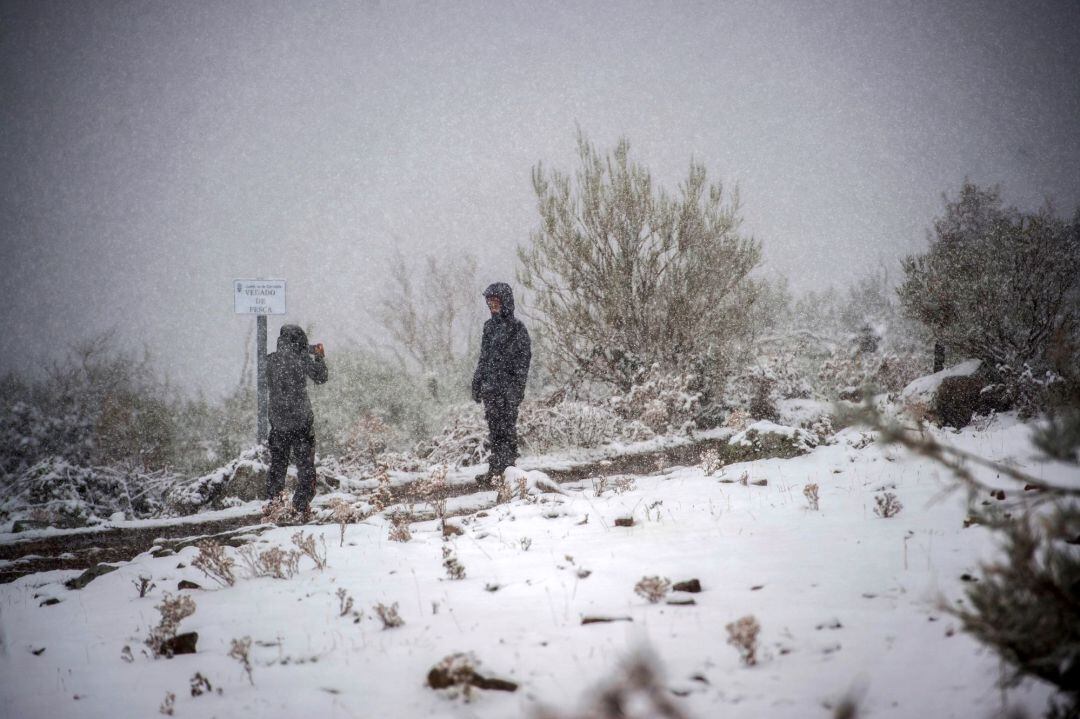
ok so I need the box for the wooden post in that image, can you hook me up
[257,314,268,444]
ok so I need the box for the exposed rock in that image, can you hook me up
[672,579,702,593]
[222,463,265,502]
[64,563,119,590]
[728,421,817,458]
[426,656,517,693]
[901,359,1007,428]
[12,520,51,533]
[581,615,633,625]
[614,517,634,527]
[933,375,983,429]
[162,632,198,656]
[177,580,202,591]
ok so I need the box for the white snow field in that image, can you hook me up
[0,415,1070,718]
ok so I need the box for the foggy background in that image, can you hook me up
[2,0,1078,398]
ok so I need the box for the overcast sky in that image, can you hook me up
[2,0,1078,397]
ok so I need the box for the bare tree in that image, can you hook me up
[377,249,480,379]
[518,133,761,393]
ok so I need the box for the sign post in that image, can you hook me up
[234,279,287,444]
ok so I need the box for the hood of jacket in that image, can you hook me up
[482,282,516,318]
[277,324,309,353]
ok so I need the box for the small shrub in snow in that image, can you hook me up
[516,475,539,504]
[442,546,466,580]
[191,540,236,587]
[146,592,196,658]
[260,491,296,525]
[290,531,327,571]
[327,498,365,547]
[237,544,300,580]
[408,463,449,503]
[159,691,175,716]
[726,614,761,666]
[591,476,608,497]
[189,672,212,697]
[374,602,404,629]
[132,575,156,598]
[809,414,836,444]
[519,537,532,552]
[700,448,722,475]
[611,476,636,494]
[339,413,392,466]
[803,483,820,511]
[336,588,354,617]
[368,465,393,512]
[633,576,671,604]
[873,492,903,519]
[495,475,514,504]
[228,636,253,685]
[723,408,752,431]
[388,514,412,542]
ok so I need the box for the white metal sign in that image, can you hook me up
[234,279,287,315]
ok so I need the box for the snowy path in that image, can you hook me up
[0,430,742,583]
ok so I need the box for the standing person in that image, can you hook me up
[265,324,328,516]
[472,282,531,487]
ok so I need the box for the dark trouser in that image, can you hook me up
[483,395,520,477]
[266,425,317,510]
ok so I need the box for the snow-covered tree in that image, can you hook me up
[899,182,1080,413]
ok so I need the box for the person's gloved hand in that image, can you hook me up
[313,343,325,359]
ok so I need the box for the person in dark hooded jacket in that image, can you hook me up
[472,283,531,487]
[266,324,328,513]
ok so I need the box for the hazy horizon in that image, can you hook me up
[3,0,1078,397]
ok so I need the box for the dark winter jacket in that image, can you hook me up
[268,325,328,432]
[472,283,531,404]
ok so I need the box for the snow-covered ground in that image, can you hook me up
[0,415,1070,718]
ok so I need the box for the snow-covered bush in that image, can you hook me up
[0,457,182,528]
[442,546,466,580]
[609,365,702,434]
[729,421,817,458]
[237,544,300,580]
[633,576,671,604]
[521,400,652,452]
[726,615,761,666]
[413,403,487,468]
[191,541,236,587]
[374,602,404,629]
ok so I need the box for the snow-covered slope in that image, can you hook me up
[0,415,1064,718]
